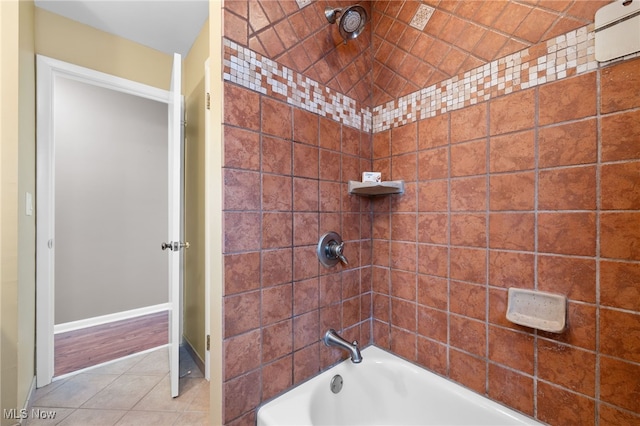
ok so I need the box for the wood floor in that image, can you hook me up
[54,311,168,377]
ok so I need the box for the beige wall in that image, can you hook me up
[35,8,172,91]
[183,19,209,362]
[53,77,169,324]
[1,0,36,423]
[17,0,36,410]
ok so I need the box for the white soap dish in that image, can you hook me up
[348,180,405,196]
[506,288,567,333]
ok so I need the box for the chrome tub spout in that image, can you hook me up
[323,329,362,363]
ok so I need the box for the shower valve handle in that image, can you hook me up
[328,240,349,265]
[317,232,348,268]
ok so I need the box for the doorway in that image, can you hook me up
[52,71,169,326]
[35,56,185,391]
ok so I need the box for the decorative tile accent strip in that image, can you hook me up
[223,39,370,132]
[372,25,599,132]
[224,24,635,136]
[410,4,435,31]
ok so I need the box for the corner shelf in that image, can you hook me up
[348,180,405,196]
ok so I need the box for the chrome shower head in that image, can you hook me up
[325,5,368,44]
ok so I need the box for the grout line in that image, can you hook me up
[532,80,540,420]
[484,101,491,396]
[594,64,603,426]
[446,111,452,380]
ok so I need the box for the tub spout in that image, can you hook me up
[323,329,362,363]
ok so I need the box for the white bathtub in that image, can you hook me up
[257,346,542,426]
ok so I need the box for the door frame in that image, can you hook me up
[204,58,211,381]
[35,55,175,387]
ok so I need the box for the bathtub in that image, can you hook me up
[257,346,541,426]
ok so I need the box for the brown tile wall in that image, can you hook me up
[222,81,373,425]
[371,56,640,425]
[221,1,639,425]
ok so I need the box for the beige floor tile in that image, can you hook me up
[25,407,74,425]
[179,378,208,402]
[113,410,180,426]
[82,375,164,410]
[185,379,209,412]
[86,351,149,376]
[173,411,209,426]
[33,374,119,408]
[125,348,169,376]
[57,408,127,426]
[32,378,69,401]
[132,375,202,412]
[30,345,209,424]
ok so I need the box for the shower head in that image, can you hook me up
[325,5,368,44]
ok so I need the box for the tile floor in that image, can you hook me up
[26,346,209,426]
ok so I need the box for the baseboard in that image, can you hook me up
[54,303,170,334]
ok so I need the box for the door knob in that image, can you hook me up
[161,241,190,251]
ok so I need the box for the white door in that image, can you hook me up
[165,52,184,398]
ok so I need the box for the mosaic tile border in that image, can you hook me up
[373,24,610,132]
[223,24,638,136]
[223,39,371,132]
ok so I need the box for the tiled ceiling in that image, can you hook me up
[372,0,613,105]
[224,1,613,109]
[224,0,374,106]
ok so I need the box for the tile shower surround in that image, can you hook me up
[222,81,374,425]
[221,26,640,426]
[372,56,640,425]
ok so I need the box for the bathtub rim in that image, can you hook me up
[256,344,543,426]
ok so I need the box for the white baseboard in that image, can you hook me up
[54,303,170,334]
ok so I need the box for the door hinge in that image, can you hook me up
[206,92,210,110]
[206,334,210,351]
